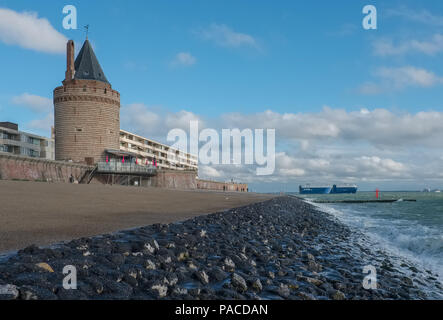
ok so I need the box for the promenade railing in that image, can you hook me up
[96,162,157,176]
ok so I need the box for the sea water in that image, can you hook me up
[296,192,443,285]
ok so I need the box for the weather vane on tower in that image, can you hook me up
[84,25,90,40]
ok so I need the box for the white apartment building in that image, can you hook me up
[0,122,54,160]
[119,129,198,171]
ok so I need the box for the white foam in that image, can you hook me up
[305,199,443,297]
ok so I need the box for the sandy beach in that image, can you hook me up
[0,180,273,253]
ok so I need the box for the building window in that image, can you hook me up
[83,85,87,92]
[75,128,83,132]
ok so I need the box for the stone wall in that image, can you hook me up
[91,170,248,192]
[142,170,198,189]
[0,153,93,182]
[0,155,248,192]
[197,179,248,192]
[145,171,248,192]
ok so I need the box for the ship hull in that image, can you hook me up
[330,185,358,194]
[299,186,332,195]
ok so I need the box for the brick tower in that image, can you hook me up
[53,39,120,164]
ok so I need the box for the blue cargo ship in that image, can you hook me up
[299,184,358,194]
[299,185,332,194]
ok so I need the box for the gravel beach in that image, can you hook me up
[0,196,441,300]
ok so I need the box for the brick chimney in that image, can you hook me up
[65,40,75,81]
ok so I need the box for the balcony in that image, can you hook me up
[96,162,157,176]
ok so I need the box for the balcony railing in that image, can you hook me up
[96,162,157,176]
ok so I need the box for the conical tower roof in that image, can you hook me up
[74,40,109,84]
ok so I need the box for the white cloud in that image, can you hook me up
[11,93,52,113]
[358,156,407,174]
[376,66,442,87]
[373,34,443,56]
[120,103,203,143]
[199,166,222,178]
[26,113,53,133]
[279,168,306,177]
[359,66,443,94]
[387,7,443,27]
[197,23,258,49]
[0,8,67,54]
[219,107,443,148]
[165,110,203,131]
[120,103,443,187]
[170,52,196,67]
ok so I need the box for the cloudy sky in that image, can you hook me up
[1,0,443,192]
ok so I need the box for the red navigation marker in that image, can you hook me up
[376,189,379,199]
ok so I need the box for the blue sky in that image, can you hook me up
[1,0,443,191]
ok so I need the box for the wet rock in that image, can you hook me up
[194,270,210,285]
[108,253,125,265]
[251,279,263,292]
[277,284,291,298]
[163,273,179,286]
[297,291,317,300]
[144,240,159,254]
[20,285,58,300]
[0,284,19,300]
[144,259,156,270]
[332,290,346,300]
[231,273,248,293]
[199,230,207,238]
[35,262,54,273]
[151,284,168,298]
[172,287,188,296]
[305,277,323,286]
[18,245,41,255]
[223,257,236,272]
[85,278,104,295]
[103,280,134,297]
[208,267,228,282]
[177,250,189,262]
[401,277,414,287]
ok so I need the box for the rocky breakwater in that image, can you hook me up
[0,196,441,300]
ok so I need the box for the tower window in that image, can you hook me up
[83,85,87,92]
[75,128,83,132]
[104,89,107,94]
